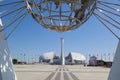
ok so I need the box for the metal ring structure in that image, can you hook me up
[0,0,120,39]
[24,0,96,32]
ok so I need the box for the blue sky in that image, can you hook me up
[1,0,119,62]
[7,15,118,62]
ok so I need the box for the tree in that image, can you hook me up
[12,59,18,64]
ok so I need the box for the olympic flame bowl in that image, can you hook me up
[25,0,96,32]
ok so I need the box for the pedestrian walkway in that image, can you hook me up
[45,66,79,80]
[14,65,110,80]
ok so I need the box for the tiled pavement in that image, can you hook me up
[45,66,79,80]
[14,65,110,80]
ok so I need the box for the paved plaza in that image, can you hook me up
[14,64,110,80]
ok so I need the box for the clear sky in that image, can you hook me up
[1,0,119,62]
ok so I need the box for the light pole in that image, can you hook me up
[108,53,111,61]
[24,53,25,62]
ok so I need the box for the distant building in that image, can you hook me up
[39,52,59,64]
[66,52,86,65]
[89,56,97,66]
[96,60,112,67]
[88,56,113,67]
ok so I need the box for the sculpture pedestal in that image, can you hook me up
[108,41,120,80]
[0,31,17,80]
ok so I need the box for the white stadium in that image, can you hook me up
[39,52,86,65]
[66,52,86,65]
[39,52,59,64]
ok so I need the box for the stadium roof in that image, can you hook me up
[41,52,56,60]
[69,52,86,61]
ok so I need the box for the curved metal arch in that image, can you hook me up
[93,0,120,40]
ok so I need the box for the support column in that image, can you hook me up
[108,41,120,80]
[61,38,65,65]
[0,19,17,80]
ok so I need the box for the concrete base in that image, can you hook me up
[0,25,17,79]
[108,41,120,80]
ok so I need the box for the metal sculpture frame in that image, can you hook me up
[24,0,96,32]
